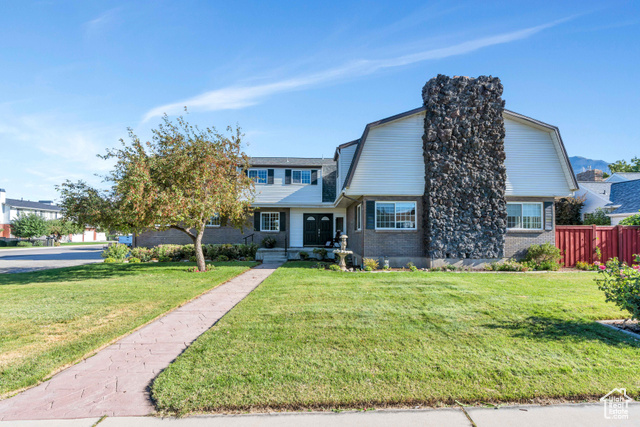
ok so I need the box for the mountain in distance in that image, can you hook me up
[569,156,611,175]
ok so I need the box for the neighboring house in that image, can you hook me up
[574,170,640,224]
[0,188,107,241]
[606,172,640,183]
[0,188,62,238]
[137,76,577,267]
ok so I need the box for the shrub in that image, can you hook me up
[329,264,341,271]
[555,195,585,225]
[524,243,561,270]
[189,255,197,262]
[203,243,256,261]
[313,248,328,260]
[299,251,309,260]
[584,208,611,225]
[620,211,640,226]
[596,257,640,319]
[262,237,276,248]
[217,255,229,262]
[186,264,215,273]
[130,247,154,262]
[363,266,373,272]
[312,262,329,269]
[101,243,130,261]
[0,240,5,247]
[16,241,33,247]
[154,244,182,261]
[32,240,44,247]
[54,241,61,247]
[407,262,419,272]
[363,258,379,270]
[180,244,196,259]
[576,261,597,271]
[128,257,141,263]
[485,261,529,272]
[159,256,172,262]
[103,257,119,263]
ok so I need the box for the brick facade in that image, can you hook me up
[135,209,290,248]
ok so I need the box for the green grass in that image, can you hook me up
[152,262,640,414]
[0,261,255,396]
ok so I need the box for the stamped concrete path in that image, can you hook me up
[0,263,282,421]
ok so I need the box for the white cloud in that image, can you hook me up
[143,17,571,122]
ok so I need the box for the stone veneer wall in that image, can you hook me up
[422,75,507,260]
[135,210,289,248]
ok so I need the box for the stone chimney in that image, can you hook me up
[576,169,603,182]
[422,75,507,263]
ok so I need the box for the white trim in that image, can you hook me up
[260,212,280,232]
[249,169,268,185]
[291,169,311,185]
[374,201,417,230]
[205,213,221,228]
[356,204,362,231]
[506,202,543,231]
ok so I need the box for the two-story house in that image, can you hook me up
[136,75,577,267]
[0,189,62,238]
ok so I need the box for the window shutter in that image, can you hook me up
[267,169,274,184]
[280,212,286,231]
[311,169,318,185]
[254,212,261,231]
[544,201,553,231]
[366,200,375,229]
[285,169,292,185]
[243,169,248,176]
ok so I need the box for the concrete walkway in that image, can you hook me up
[0,263,282,421]
[1,403,638,426]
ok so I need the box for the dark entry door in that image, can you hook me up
[303,214,333,246]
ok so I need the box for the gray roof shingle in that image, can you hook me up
[249,157,335,167]
[5,198,62,211]
[609,179,640,214]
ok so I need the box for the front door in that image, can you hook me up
[303,214,333,246]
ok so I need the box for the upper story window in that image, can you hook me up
[206,213,221,228]
[292,170,311,184]
[507,202,542,230]
[375,201,416,230]
[248,169,267,184]
[261,212,280,232]
[356,204,362,231]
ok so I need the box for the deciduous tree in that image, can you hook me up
[609,157,640,173]
[47,219,84,241]
[11,213,48,239]
[58,114,254,271]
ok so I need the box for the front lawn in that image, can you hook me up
[0,261,255,396]
[152,263,640,414]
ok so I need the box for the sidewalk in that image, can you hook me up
[1,403,638,427]
[0,263,282,421]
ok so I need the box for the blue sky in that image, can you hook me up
[1,1,638,201]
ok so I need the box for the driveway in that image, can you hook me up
[0,245,104,273]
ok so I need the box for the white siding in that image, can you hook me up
[252,168,326,206]
[337,144,357,191]
[345,111,573,198]
[503,117,572,197]
[347,112,425,196]
[289,207,346,247]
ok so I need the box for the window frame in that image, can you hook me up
[291,169,311,185]
[248,169,268,184]
[374,201,417,230]
[260,212,280,232]
[506,202,543,231]
[355,204,362,231]
[206,213,221,228]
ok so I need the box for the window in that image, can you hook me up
[261,212,279,232]
[206,213,221,227]
[375,202,416,229]
[292,170,311,184]
[507,202,542,230]
[356,204,362,230]
[248,169,267,184]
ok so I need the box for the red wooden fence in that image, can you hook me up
[555,225,640,267]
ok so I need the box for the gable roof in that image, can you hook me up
[332,139,360,161]
[249,157,334,168]
[5,198,62,211]
[341,106,578,192]
[607,172,640,182]
[609,179,640,214]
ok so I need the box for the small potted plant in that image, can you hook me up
[262,236,277,248]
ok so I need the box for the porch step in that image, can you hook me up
[262,255,288,263]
